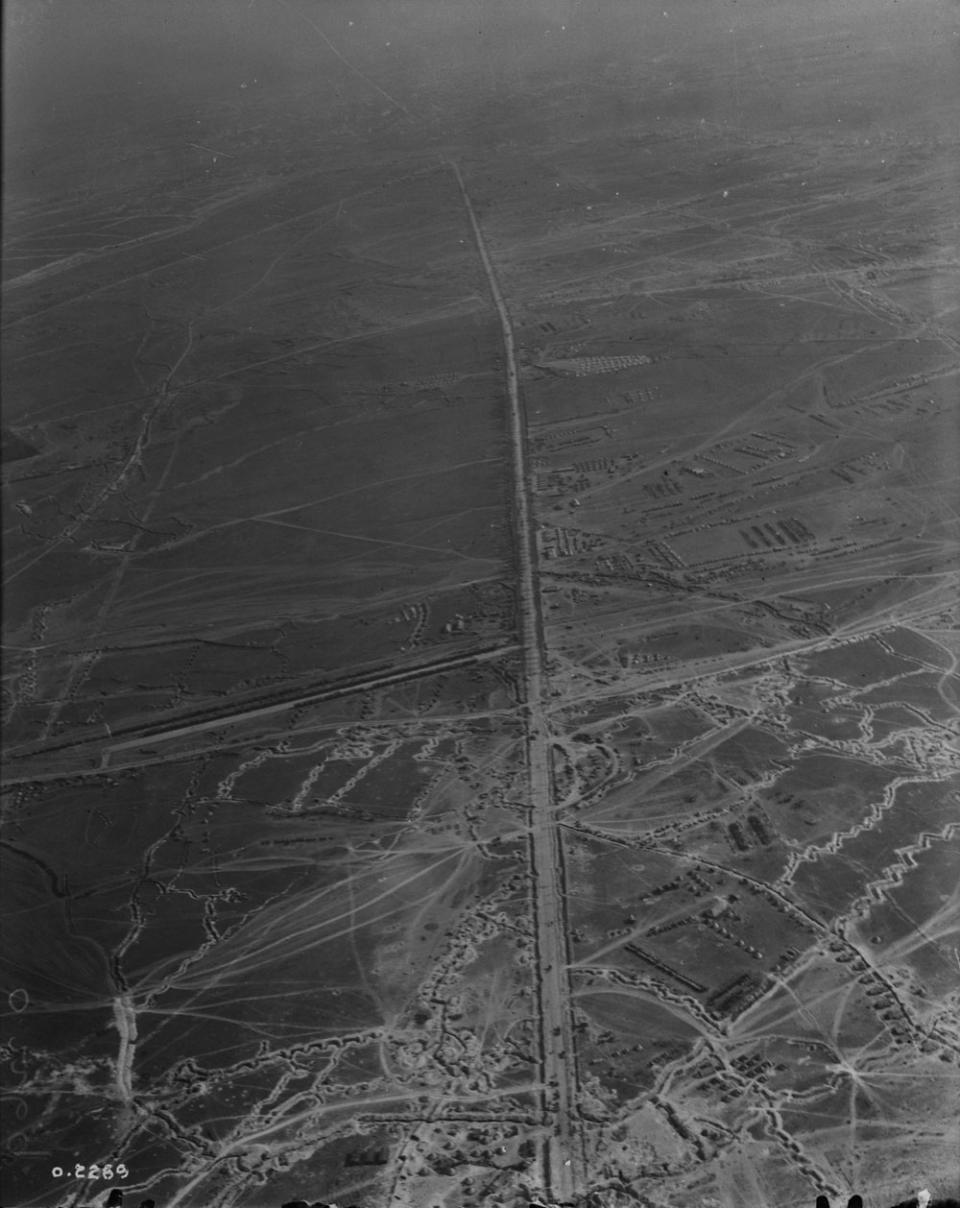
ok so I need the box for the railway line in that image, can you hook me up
[451,160,579,1204]
[1,640,518,782]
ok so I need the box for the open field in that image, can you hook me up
[3,2,959,1206]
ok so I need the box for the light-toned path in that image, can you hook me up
[450,160,578,1204]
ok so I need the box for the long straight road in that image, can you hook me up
[450,160,578,1205]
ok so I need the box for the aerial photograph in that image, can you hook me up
[1,2,958,1207]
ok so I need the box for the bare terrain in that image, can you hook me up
[2,2,958,1207]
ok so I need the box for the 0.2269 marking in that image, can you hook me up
[51,1164,129,1181]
